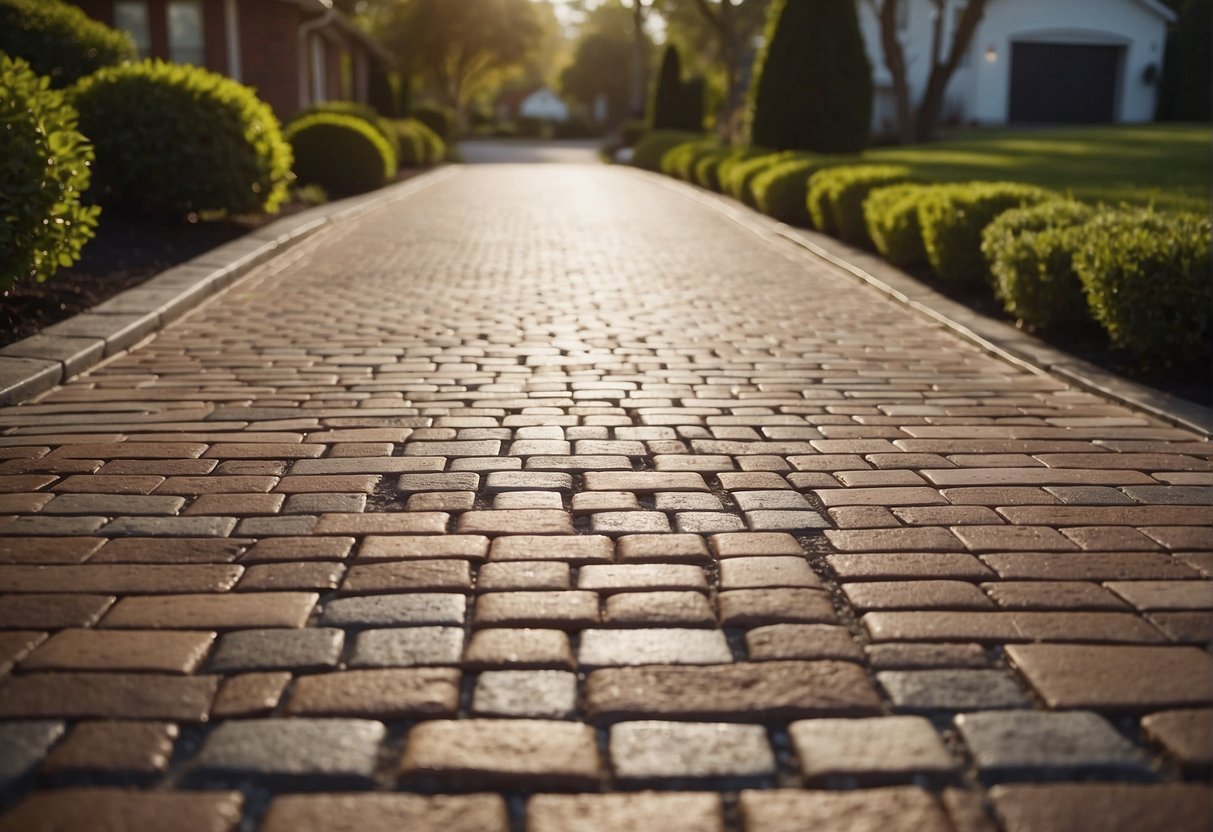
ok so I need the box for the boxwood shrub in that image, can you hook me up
[1074,209,1212,362]
[292,100,398,155]
[661,140,718,181]
[693,147,735,191]
[809,164,915,245]
[714,147,769,195]
[981,201,1096,330]
[412,105,455,141]
[73,60,292,217]
[918,182,1055,285]
[0,54,100,291]
[753,156,849,226]
[392,118,445,166]
[286,113,398,195]
[0,0,135,88]
[863,183,932,267]
[724,150,801,206]
[631,130,702,172]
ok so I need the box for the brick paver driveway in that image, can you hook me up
[1,165,1211,831]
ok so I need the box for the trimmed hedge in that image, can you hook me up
[724,150,801,205]
[286,113,397,195]
[620,120,646,148]
[292,100,398,155]
[863,183,932,267]
[1074,209,1212,362]
[693,147,735,191]
[715,147,769,195]
[982,201,1096,330]
[0,54,99,291]
[808,164,914,244]
[918,182,1055,285]
[752,156,842,226]
[632,130,702,172]
[73,60,293,216]
[661,140,718,181]
[412,105,455,141]
[392,118,445,166]
[650,44,704,132]
[0,0,135,88]
[748,0,871,153]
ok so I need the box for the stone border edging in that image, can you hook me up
[0,166,462,406]
[634,168,1213,438]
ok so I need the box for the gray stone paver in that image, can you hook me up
[0,164,1209,827]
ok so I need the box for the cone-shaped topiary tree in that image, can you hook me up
[748,0,873,153]
[680,76,706,133]
[649,44,684,129]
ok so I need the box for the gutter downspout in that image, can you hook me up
[298,3,335,110]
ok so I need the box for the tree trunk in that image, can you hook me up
[913,0,987,141]
[630,1,648,117]
[875,0,914,145]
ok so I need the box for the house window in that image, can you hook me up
[113,1,151,57]
[310,36,327,102]
[168,0,205,66]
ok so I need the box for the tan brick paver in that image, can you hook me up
[0,165,1209,827]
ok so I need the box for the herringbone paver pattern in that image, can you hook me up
[0,166,1210,831]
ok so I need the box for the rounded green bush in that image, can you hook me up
[805,168,837,234]
[631,130,702,172]
[811,164,915,244]
[1074,209,1212,362]
[0,54,100,291]
[412,105,455,141]
[693,147,734,191]
[717,147,771,197]
[661,140,717,181]
[918,182,1056,285]
[0,0,135,88]
[286,113,397,195]
[752,156,828,226]
[410,119,446,164]
[392,118,445,166]
[292,100,399,156]
[982,201,1096,330]
[620,120,646,148]
[724,150,801,205]
[863,183,932,267]
[72,60,292,217]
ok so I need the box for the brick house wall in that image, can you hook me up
[237,0,303,117]
[70,0,388,120]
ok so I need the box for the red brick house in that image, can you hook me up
[71,0,391,119]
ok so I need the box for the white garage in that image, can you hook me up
[857,0,1176,132]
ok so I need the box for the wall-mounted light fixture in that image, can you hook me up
[984,45,998,64]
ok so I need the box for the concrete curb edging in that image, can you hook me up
[635,169,1213,438]
[0,166,461,406]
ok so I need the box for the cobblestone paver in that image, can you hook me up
[1,165,1211,829]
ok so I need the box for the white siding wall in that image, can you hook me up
[857,0,1169,129]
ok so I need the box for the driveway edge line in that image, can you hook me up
[634,169,1213,438]
[0,166,462,406]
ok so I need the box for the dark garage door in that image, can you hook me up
[1009,42,1122,124]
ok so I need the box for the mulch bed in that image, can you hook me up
[1,169,426,348]
[1,207,307,346]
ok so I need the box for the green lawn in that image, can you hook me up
[863,124,1211,213]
